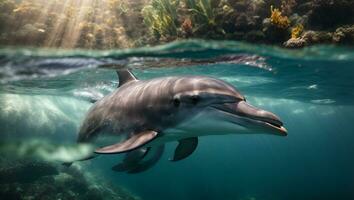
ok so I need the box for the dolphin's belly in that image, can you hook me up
[148,108,251,146]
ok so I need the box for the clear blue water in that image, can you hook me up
[1,40,354,200]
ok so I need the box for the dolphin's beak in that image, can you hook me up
[213,101,288,136]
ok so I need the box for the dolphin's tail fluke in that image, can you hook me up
[112,145,165,173]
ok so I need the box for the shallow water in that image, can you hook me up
[1,40,354,200]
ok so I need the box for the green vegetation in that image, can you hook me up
[142,0,180,39]
[185,0,216,30]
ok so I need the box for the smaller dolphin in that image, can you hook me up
[74,69,287,173]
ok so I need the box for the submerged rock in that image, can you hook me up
[0,161,58,183]
[0,159,140,200]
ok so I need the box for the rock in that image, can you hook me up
[289,13,308,27]
[262,18,290,43]
[217,12,237,34]
[284,38,308,48]
[262,18,271,27]
[333,25,354,44]
[0,158,140,200]
[232,1,249,11]
[244,30,266,42]
[284,29,342,47]
[308,0,354,30]
[230,31,245,40]
[302,30,332,44]
[54,172,74,185]
[0,161,58,183]
[295,2,313,15]
[84,186,104,200]
[235,13,256,31]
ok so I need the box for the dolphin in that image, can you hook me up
[75,69,287,173]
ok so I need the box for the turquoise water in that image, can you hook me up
[1,40,354,200]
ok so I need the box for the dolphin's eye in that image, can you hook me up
[191,95,199,105]
[173,98,180,107]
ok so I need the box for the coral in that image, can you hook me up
[270,5,290,29]
[291,24,304,39]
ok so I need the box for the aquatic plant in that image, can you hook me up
[291,24,304,39]
[142,0,180,38]
[184,0,216,30]
[270,5,290,29]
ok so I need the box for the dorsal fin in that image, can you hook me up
[117,69,137,87]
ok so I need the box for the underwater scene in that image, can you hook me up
[1,41,354,200]
[1,0,354,200]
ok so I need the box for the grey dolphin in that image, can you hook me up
[76,69,287,172]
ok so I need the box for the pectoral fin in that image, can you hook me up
[127,145,164,173]
[112,147,150,172]
[112,145,164,173]
[171,137,198,161]
[95,131,158,154]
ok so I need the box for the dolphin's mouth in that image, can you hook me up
[262,121,288,135]
[211,101,287,136]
